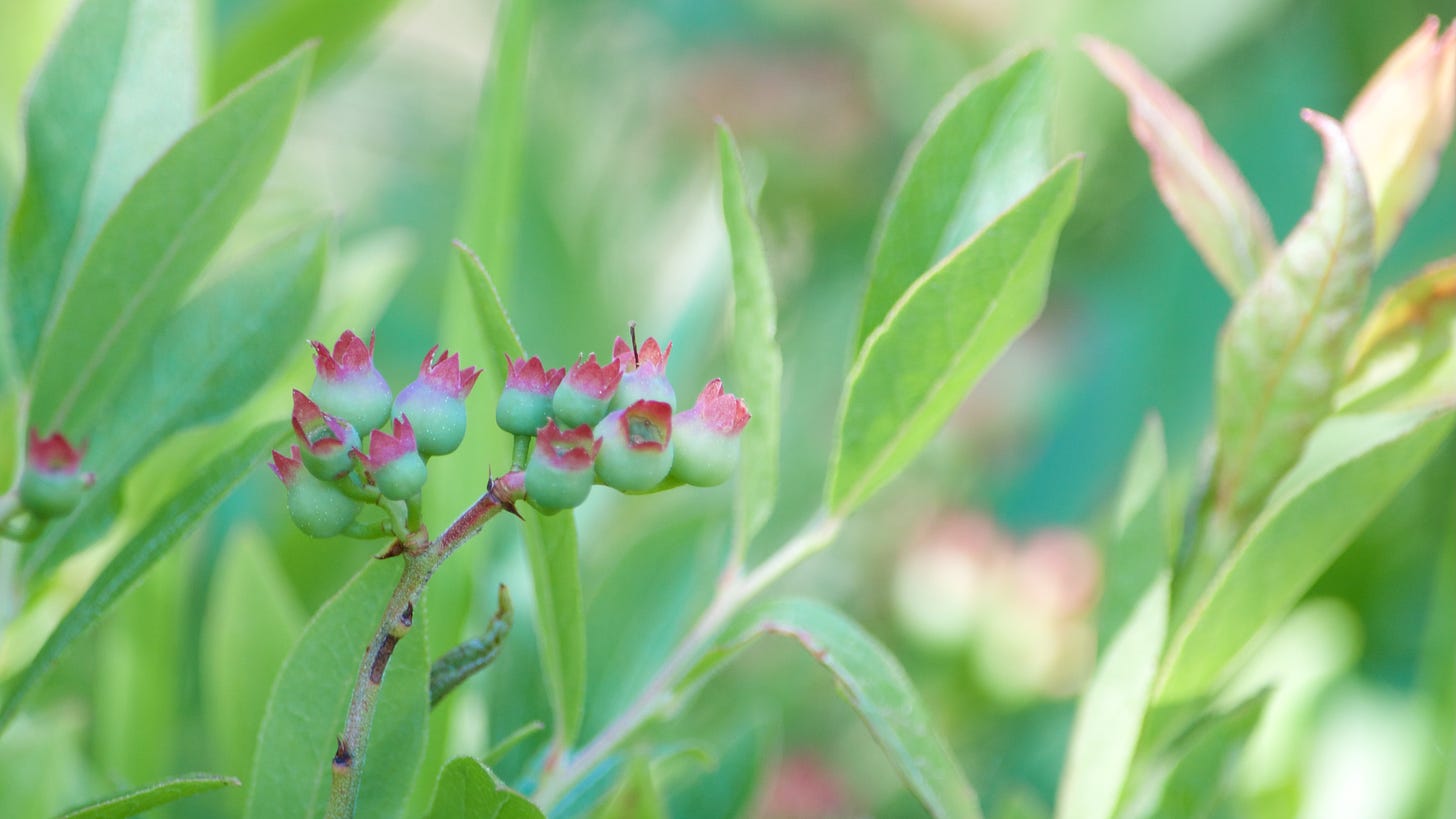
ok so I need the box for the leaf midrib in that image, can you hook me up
[862,64,1036,340]
[1216,191,1352,516]
[834,164,1072,511]
[42,90,290,430]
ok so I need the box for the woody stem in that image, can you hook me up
[325,471,525,819]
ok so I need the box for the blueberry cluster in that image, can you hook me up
[270,331,479,538]
[501,334,750,512]
[269,329,750,536]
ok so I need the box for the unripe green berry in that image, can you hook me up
[287,475,363,538]
[396,389,467,456]
[668,379,750,487]
[373,450,428,500]
[496,389,554,436]
[594,400,674,492]
[19,430,92,519]
[497,355,565,436]
[670,428,740,487]
[19,470,87,519]
[392,346,481,456]
[525,420,600,511]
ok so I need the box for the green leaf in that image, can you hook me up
[1143,694,1266,819]
[694,597,981,819]
[201,527,307,787]
[856,49,1051,347]
[456,239,527,381]
[456,196,585,757]
[430,583,514,707]
[57,773,239,819]
[456,0,535,285]
[717,125,783,556]
[21,225,327,578]
[521,507,588,749]
[1160,407,1455,702]
[661,721,777,819]
[482,722,546,767]
[827,157,1081,514]
[4,0,198,372]
[27,43,314,441]
[0,422,286,737]
[1056,575,1170,819]
[424,757,544,819]
[1100,414,1171,642]
[1210,112,1374,529]
[597,756,669,819]
[1340,256,1456,412]
[1082,37,1275,297]
[245,559,429,819]
[209,0,403,100]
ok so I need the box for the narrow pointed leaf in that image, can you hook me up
[456,0,535,283]
[828,158,1081,515]
[1343,16,1456,258]
[0,423,288,737]
[5,0,198,372]
[202,528,307,788]
[521,508,587,749]
[1340,256,1456,412]
[717,125,782,554]
[1147,694,1266,817]
[1210,112,1374,528]
[424,757,544,819]
[456,239,526,383]
[1056,575,1169,819]
[58,773,239,819]
[856,49,1051,346]
[22,226,327,578]
[1100,414,1172,642]
[27,44,314,440]
[598,756,669,819]
[1083,37,1274,296]
[692,598,981,819]
[454,240,586,747]
[245,559,429,819]
[430,584,514,707]
[1159,407,1455,702]
[209,0,403,100]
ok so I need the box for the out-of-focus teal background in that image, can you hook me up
[0,0,1452,816]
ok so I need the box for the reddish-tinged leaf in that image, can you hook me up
[1344,16,1456,258]
[1084,37,1275,296]
[1210,111,1374,529]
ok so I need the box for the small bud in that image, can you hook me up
[19,429,94,519]
[610,336,675,411]
[525,420,601,511]
[270,446,362,537]
[670,379,750,487]
[354,418,428,500]
[553,353,623,428]
[496,355,565,436]
[393,346,481,456]
[309,330,394,432]
[593,399,673,492]
[292,390,361,480]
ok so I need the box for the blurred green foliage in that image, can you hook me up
[0,0,1452,816]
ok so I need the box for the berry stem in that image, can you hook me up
[325,470,526,819]
[511,435,532,471]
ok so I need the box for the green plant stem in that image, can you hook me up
[326,471,525,819]
[532,512,842,808]
[511,435,531,470]
[0,491,20,528]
